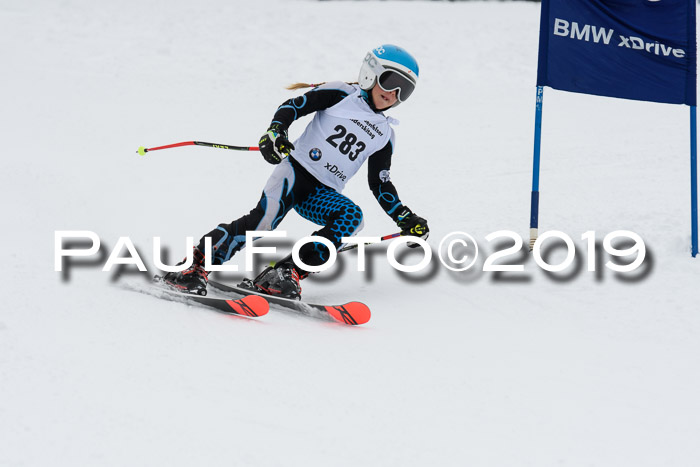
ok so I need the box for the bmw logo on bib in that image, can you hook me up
[309,148,322,161]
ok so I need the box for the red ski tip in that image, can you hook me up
[226,295,269,317]
[325,302,371,325]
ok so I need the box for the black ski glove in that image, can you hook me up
[395,207,429,248]
[259,124,294,165]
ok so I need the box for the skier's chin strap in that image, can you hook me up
[360,89,400,125]
[360,88,379,113]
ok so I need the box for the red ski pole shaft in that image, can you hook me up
[137,141,259,155]
[338,232,402,253]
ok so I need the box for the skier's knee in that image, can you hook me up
[337,204,364,239]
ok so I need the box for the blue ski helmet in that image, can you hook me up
[359,44,419,107]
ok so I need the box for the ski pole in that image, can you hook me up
[137,141,259,156]
[337,232,402,253]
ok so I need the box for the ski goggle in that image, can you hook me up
[377,69,416,102]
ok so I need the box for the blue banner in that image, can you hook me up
[537,0,697,106]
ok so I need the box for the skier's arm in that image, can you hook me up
[259,84,351,164]
[270,87,350,131]
[367,142,404,220]
[368,142,430,243]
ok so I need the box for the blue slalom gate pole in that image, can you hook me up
[529,86,544,251]
[691,106,698,257]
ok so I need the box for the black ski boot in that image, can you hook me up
[252,262,303,300]
[161,247,209,296]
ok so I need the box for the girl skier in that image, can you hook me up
[163,44,430,299]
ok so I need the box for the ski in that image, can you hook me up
[135,277,270,318]
[208,279,371,325]
[174,291,269,318]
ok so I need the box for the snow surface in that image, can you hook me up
[2,0,699,466]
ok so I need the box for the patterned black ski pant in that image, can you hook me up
[196,157,364,269]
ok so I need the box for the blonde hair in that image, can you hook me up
[286,82,358,91]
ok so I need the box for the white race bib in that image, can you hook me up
[291,83,395,192]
